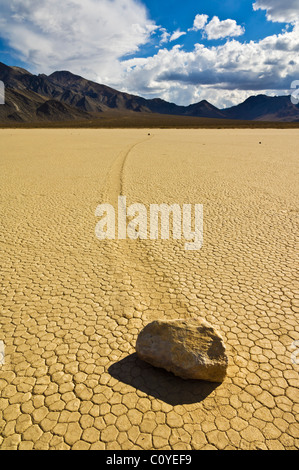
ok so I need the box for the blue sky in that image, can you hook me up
[142,0,287,48]
[0,0,298,107]
[122,1,287,62]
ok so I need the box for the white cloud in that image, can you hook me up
[159,28,170,44]
[188,14,209,32]
[0,0,298,109]
[169,29,187,42]
[0,0,157,82]
[188,14,245,40]
[119,25,299,107]
[253,0,299,24]
[204,16,245,40]
[157,27,186,45]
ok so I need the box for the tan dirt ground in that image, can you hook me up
[0,129,298,450]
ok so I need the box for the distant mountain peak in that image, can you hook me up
[0,62,298,123]
[49,70,83,81]
[11,65,32,74]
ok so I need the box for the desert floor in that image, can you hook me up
[0,129,298,450]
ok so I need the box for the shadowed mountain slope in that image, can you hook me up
[0,62,298,123]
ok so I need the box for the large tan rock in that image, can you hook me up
[136,319,228,383]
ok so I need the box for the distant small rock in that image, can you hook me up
[136,319,228,383]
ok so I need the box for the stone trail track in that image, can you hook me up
[0,129,298,450]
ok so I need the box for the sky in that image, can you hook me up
[0,0,298,108]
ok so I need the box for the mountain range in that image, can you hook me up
[0,62,299,123]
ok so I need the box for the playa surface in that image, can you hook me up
[0,129,298,450]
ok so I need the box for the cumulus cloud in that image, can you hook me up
[119,25,299,107]
[0,0,298,108]
[188,14,209,32]
[253,0,299,24]
[0,0,157,82]
[188,14,245,40]
[204,16,245,40]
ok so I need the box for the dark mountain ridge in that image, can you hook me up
[0,62,298,123]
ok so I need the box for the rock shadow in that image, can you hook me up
[108,353,220,406]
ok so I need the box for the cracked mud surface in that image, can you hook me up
[0,129,298,450]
